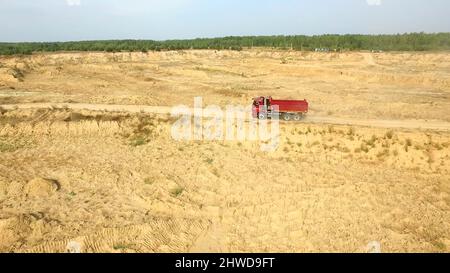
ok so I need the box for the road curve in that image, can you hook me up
[1,103,450,131]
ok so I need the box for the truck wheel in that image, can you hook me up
[293,114,302,121]
[282,114,291,121]
[258,113,267,120]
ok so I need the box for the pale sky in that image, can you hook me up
[1,0,449,42]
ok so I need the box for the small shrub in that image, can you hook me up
[212,168,220,177]
[360,143,369,153]
[327,125,334,134]
[204,158,214,164]
[405,138,412,147]
[170,186,184,197]
[404,138,412,152]
[365,135,377,147]
[377,149,390,158]
[113,243,130,250]
[432,241,446,251]
[129,136,147,147]
[144,178,153,185]
[385,130,394,140]
[347,127,355,136]
[433,143,443,150]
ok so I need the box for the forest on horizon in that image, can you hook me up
[1,32,449,55]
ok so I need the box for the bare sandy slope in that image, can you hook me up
[0,50,449,253]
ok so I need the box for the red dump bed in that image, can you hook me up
[271,99,309,113]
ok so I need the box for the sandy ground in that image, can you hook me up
[0,49,449,253]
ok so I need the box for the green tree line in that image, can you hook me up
[1,33,449,55]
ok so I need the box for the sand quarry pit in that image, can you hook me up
[0,49,449,253]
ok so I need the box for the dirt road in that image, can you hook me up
[2,103,450,131]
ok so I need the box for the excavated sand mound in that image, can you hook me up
[24,178,60,197]
[0,68,19,84]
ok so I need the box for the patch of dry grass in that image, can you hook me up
[0,136,31,153]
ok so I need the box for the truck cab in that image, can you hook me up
[252,96,271,119]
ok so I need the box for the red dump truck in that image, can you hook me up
[252,96,309,121]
